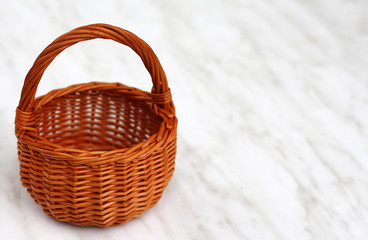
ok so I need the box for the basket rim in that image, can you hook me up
[16,82,177,163]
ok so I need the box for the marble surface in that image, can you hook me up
[1,0,368,239]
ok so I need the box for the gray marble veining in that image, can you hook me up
[0,0,367,239]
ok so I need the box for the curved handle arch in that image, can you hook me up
[18,23,170,111]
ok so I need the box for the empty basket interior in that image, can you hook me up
[34,89,162,151]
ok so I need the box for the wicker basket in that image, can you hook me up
[14,24,177,227]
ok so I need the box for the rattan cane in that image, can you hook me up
[14,24,177,227]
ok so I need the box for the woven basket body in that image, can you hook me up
[14,24,177,227]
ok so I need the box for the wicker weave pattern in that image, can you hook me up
[14,24,177,227]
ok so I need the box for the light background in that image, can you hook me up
[1,0,368,239]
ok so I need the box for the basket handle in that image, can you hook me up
[18,23,171,111]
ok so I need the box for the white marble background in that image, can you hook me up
[1,0,368,239]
